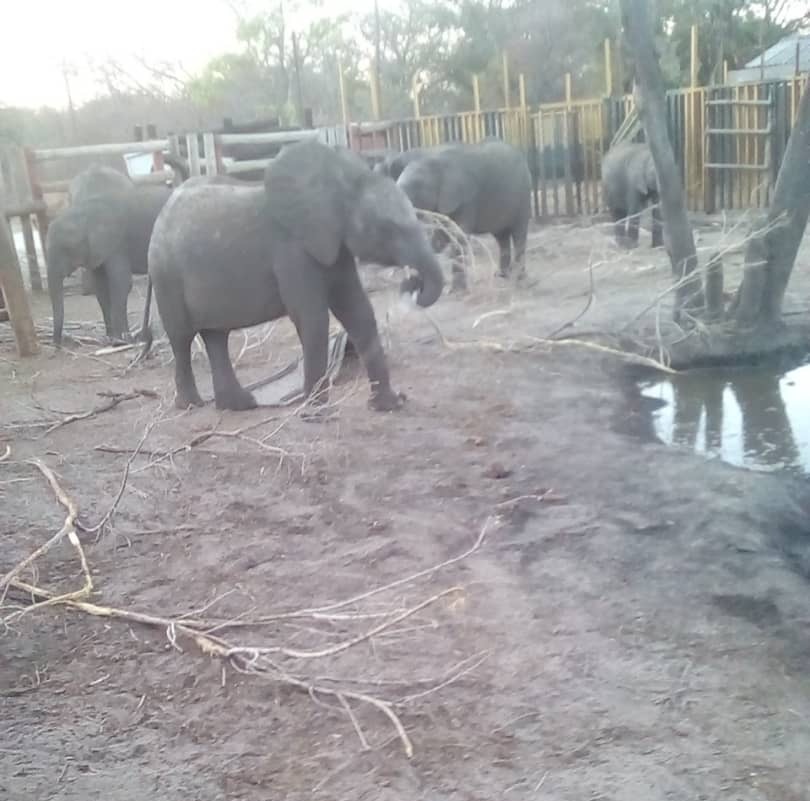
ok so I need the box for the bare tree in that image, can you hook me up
[620,0,810,367]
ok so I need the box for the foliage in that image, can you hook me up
[5,0,808,146]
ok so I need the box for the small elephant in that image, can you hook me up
[395,140,532,291]
[374,146,454,181]
[47,161,187,346]
[147,139,445,413]
[601,141,663,249]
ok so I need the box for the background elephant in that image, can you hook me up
[395,140,532,290]
[47,161,187,346]
[147,139,444,413]
[374,145,455,181]
[601,141,663,248]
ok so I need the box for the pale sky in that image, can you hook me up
[1,0,376,109]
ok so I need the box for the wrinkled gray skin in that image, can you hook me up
[46,165,176,346]
[395,140,532,290]
[148,140,444,413]
[601,141,663,249]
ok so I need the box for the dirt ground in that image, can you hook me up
[2,215,810,801]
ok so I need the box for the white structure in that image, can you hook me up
[728,32,810,84]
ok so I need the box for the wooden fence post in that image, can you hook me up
[0,216,39,357]
[370,59,382,120]
[690,24,699,88]
[604,39,613,96]
[502,53,511,109]
[412,74,422,119]
[337,57,350,130]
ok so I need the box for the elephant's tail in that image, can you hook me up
[136,275,154,361]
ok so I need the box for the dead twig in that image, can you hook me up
[41,389,158,436]
[0,459,92,610]
[79,407,166,538]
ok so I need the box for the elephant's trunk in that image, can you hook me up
[401,238,444,308]
[47,260,65,346]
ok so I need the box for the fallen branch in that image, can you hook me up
[41,389,158,436]
[0,459,91,609]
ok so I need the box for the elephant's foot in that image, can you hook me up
[214,386,257,411]
[174,387,205,410]
[369,386,406,412]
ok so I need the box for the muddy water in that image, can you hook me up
[639,361,810,476]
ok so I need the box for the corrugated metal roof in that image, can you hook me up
[744,34,810,69]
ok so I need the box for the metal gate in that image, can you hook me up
[703,84,775,212]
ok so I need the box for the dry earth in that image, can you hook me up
[2,214,810,800]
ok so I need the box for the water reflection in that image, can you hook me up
[639,362,810,476]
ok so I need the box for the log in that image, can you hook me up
[0,216,39,357]
[33,139,169,161]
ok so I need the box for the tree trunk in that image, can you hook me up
[733,76,810,329]
[0,217,39,357]
[619,0,704,318]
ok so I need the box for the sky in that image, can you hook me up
[1,0,376,109]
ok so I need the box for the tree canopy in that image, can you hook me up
[1,0,807,146]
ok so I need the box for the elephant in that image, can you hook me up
[46,159,188,346]
[374,145,455,181]
[601,141,663,249]
[146,139,445,413]
[395,140,532,291]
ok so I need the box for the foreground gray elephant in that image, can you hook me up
[46,161,187,345]
[147,139,444,413]
[395,140,532,290]
[601,141,663,248]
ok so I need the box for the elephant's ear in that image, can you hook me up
[437,162,467,216]
[264,140,352,266]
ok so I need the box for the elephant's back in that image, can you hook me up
[465,143,532,232]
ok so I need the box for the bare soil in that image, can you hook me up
[3,216,810,801]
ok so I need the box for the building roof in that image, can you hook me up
[744,33,810,69]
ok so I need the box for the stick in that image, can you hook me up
[222,587,462,661]
[42,390,158,436]
[0,459,91,607]
[80,409,165,537]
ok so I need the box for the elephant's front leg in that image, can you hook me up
[625,197,642,248]
[105,255,134,343]
[650,198,664,248]
[275,248,332,410]
[329,252,403,412]
[611,208,629,248]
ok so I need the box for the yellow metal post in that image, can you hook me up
[565,73,572,105]
[604,38,613,96]
[411,74,421,119]
[473,74,481,112]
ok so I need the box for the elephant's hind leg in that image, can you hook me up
[171,333,204,409]
[495,231,512,278]
[199,329,256,411]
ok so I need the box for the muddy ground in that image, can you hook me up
[2,215,810,801]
